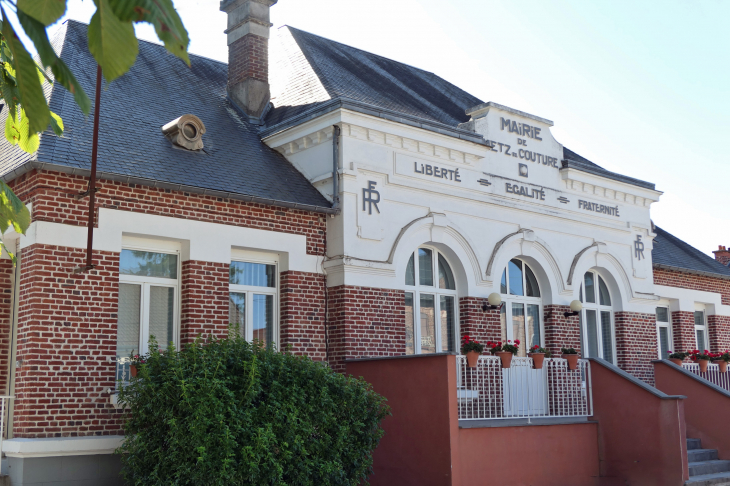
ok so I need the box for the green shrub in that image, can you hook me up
[117,336,390,485]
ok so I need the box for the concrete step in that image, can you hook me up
[689,461,730,477]
[690,449,722,463]
[689,438,704,450]
[685,471,730,486]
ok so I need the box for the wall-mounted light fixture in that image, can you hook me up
[564,300,583,318]
[482,292,503,311]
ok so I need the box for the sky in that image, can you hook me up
[30,0,730,255]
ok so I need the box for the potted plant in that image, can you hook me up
[667,350,688,366]
[129,353,146,378]
[461,334,484,368]
[561,347,580,371]
[528,345,551,370]
[488,340,520,369]
[689,349,712,373]
[713,351,730,373]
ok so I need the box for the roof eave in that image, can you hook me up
[260,97,487,145]
[3,160,337,215]
[560,159,657,191]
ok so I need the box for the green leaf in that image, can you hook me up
[17,10,91,114]
[49,110,63,135]
[17,109,40,152]
[88,0,138,82]
[0,69,20,118]
[1,8,50,133]
[109,0,190,65]
[4,110,19,145]
[16,0,66,26]
[0,179,30,236]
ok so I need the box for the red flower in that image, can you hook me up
[515,340,521,345]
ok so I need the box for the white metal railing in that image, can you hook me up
[456,355,592,420]
[682,362,730,391]
[0,396,14,456]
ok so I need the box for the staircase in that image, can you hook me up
[686,438,730,485]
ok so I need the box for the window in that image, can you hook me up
[694,309,708,352]
[404,247,457,355]
[229,261,278,347]
[499,259,542,356]
[117,249,180,366]
[579,271,615,363]
[656,307,671,359]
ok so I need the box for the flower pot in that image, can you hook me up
[130,364,138,378]
[496,351,513,369]
[528,353,545,370]
[719,361,728,373]
[466,351,480,368]
[699,359,710,373]
[562,354,579,371]
[669,358,683,366]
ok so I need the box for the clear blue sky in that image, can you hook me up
[39,0,730,256]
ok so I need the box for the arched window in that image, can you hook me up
[404,247,457,355]
[580,270,615,363]
[499,259,542,357]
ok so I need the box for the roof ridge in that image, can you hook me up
[281,25,437,76]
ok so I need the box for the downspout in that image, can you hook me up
[332,125,341,213]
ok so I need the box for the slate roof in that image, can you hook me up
[263,26,485,142]
[562,147,656,190]
[652,226,730,279]
[0,20,333,213]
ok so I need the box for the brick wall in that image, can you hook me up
[328,286,406,372]
[708,315,730,353]
[654,267,730,306]
[671,311,697,353]
[13,244,123,438]
[615,311,657,386]
[544,304,581,357]
[228,34,268,85]
[458,297,501,344]
[8,170,326,255]
[180,261,230,344]
[0,259,14,395]
[713,247,730,266]
[279,271,326,360]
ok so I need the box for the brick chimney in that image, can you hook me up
[220,0,276,122]
[713,245,730,266]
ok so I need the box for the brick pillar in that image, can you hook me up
[671,311,696,352]
[458,297,501,344]
[614,311,657,386]
[543,304,581,357]
[713,246,730,266]
[180,261,230,344]
[327,286,405,373]
[0,259,14,396]
[13,244,123,438]
[708,314,730,353]
[279,270,326,360]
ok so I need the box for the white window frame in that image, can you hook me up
[229,257,279,344]
[118,246,181,355]
[404,246,458,355]
[694,305,708,351]
[499,259,544,356]
[580,270,617,364]
[656,305,672,359]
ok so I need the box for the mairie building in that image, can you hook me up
[1,2,730,485]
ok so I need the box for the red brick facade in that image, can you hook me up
[544,304,582,357]
[713,246,730,266]
[8,170,326,255]
[615,311,657,386]
[709,315,730,353]
[328,286,406,372]
[228,34,269,85]
[654,267,730,305]
[0,259,14,395]
[279,271,326,360]
[13,244,123,438]
[180,261,230,344]
[671,311,696,353]
[458,297,500,344]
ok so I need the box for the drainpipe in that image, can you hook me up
[332,125,341,213]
